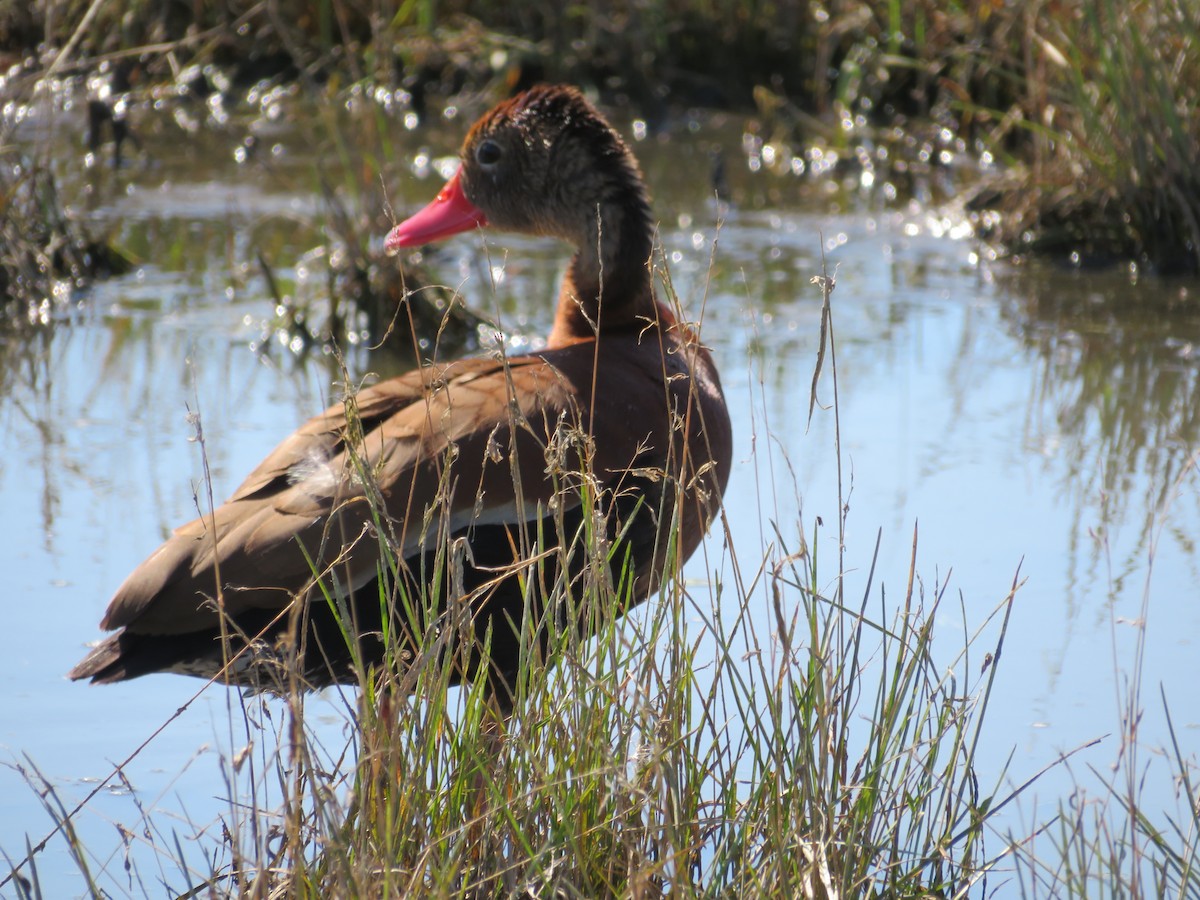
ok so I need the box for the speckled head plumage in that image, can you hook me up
[456,85,652,249]
[384,84,660,340]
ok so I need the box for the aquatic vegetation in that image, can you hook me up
[975,0,1200,273]
[0,154,131,326]
[8,1,1198,271]
[4,270,1026,898]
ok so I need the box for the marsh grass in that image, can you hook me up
[3,253,1040,899]
[1018,705,1200,899]
[972,0,1200,272]
[0,152,132,326]
[10,1,1199,274]
[0,246,1192,898]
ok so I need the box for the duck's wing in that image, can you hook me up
[96,353,595,638]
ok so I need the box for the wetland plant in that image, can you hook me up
[6,264,1023,898]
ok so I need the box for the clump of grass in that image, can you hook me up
[285,537,1017,896]
[270,266,1026,896]
[977,0,1200,273]
[0,153,131,326]
[247,59,491,364]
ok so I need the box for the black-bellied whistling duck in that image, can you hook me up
[69,84,732,703]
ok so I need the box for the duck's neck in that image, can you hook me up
[547,187,656,347]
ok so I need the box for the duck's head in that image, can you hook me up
[385,85,650,255]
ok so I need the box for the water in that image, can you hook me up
[3,97,1199,896]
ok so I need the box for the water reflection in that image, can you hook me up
[0,325,60,543]
[999,268,1200,605]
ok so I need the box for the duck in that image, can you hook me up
[69,84,732,705]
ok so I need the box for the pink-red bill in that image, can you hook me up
[385,171,488,251]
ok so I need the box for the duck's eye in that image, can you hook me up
[475,140,503,168]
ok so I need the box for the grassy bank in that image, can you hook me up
[4,1,1200,274]
[974,0,1200,273]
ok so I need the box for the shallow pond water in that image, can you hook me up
[3,95,1199,895]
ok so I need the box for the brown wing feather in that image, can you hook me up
[99,354,585,637]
